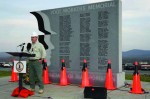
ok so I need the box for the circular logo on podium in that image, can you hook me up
[16,62,24,72]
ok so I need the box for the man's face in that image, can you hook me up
[31,36,38,43]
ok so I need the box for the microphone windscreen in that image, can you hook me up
[27,43,31,51]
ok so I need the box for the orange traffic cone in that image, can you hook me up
[105,59,116,90]
[42,59,51,84]
[9,66,18,82]
[80,59,91,88]
[59,59,69,86]
[130,61,144,94]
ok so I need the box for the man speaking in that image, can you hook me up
[28,32,46,94]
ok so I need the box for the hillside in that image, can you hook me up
[122,49,150,58]
[1,49,150,63]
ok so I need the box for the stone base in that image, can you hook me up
[115,72,125,88]
[49,70,125,88]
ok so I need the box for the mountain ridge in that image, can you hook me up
[0,49,150,58]
[122,49,150,58]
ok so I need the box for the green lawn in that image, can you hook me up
[125,74,150,82]
[0,71,11,78]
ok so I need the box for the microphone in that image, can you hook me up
[21,46,24,52]
[17,43,25,47]
[26,43,31,52]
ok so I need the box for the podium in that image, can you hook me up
[7,52,35,97]
[7,52,35,58]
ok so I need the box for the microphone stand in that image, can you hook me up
[18,45,24,92]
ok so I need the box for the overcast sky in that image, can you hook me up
[0,0,150,52]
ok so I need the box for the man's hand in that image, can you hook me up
[39,58,44,63]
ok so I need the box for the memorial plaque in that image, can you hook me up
[31,0,124,87]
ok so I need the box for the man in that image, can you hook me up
[28,32,46,94]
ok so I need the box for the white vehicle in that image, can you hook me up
[2,63,12,68]
[141,64,150,70]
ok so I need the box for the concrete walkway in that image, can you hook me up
[0,76,150,99]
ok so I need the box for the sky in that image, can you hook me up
[0,0,150,52]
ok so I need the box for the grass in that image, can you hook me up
[0,70,11,78]
[125,74,150,82]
